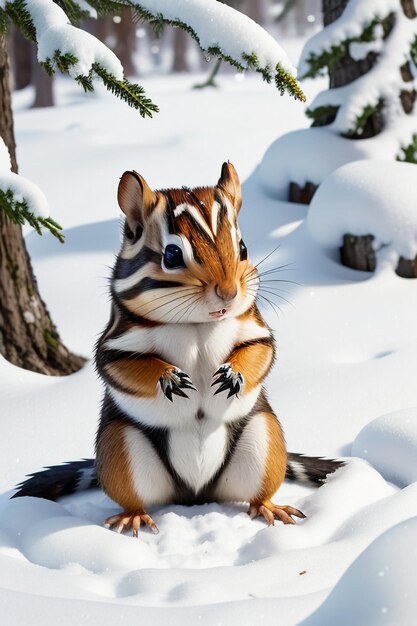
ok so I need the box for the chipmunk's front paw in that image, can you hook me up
[212,363,244,399]
[159,367,197,402]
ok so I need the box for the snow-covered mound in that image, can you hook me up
[307,160,417,263]
[257,127,371,199]
[353,408,417,488]
[300,516,417,626]
[257,120,417,201]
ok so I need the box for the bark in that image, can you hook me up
[10,27,31,90]
[113,8,136,77]
[288,182,318,204]
[339,235,376,272]
[32,56,54,108]
[400,0,417,18]
[172,28,189,72]
[396,256,417,278]
[0,34,84,374]
[244,0,265,25]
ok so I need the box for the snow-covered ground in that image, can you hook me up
[1,49,417,625]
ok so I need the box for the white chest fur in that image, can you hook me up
[108,317,262,429]
[169,420,228,493]
[105,317,267,495]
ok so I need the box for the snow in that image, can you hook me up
[136,0,296,75]
[28,0,124,79]
[311,10,417,135]
[353,408,417,487]
[0,138,49,218]
[349,24,384,61]
[1,44,417,625]
[300,2,417,135]
[257,112,417,199]
[299,0,398,75]
[307,160,417,264]
[301,517,417,625]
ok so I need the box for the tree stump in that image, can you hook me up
[340,234,376,272]
[396,256,417,278]
[288,181,318,204]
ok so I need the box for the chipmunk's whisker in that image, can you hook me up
[143,288,201,317]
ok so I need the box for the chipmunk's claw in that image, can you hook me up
[159,368,197,401]
[212,364,244,398]
[248,500,306,526]
[104,511,159,537]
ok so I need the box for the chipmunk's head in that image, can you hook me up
[113,162,258,323]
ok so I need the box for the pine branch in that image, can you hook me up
[41,51,159,116]
[93,63,159,116]
[345,101,383,137]
[0,189,64,243]
[87,0,128,15]
[398,134,417,163]
[130,2,305,101]
[300,18,388,80]
[5,0,159,118]
[54,0,90,24]
[306,105,339,127]
[4,0,36,41]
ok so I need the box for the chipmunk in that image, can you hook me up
[13,163,344,535]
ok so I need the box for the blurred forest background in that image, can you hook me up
[7,0,321,107]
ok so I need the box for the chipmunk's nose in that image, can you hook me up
[215,284,237,303]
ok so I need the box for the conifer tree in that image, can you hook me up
[0,0,304,375]
[298,0,417,272]
[300,0,417,156]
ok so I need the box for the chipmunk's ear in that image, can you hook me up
[118,170,157,235]
[217,162,242,213]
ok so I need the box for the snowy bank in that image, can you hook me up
[307,160,417,264]
[353,408,417,487]
[257,117,417,200]
[300,517,417,626]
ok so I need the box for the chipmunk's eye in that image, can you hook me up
[164,244,185,269]
[239,239,247,261]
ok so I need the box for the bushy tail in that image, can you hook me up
[12,453,345,501]
[12,459,98,501]
[286,452,345,485]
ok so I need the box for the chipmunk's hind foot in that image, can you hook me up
[104,511,159,537]
[248,500,306,526]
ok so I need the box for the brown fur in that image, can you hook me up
[255,412,287,503]
[229,342,274,393]
[96,421,144,512]
[104,355,172,397]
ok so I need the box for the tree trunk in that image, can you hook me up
[10,27,32,90]
[323,0,385,136]
[172,28,189,72]
[245,0,265,25]
[0,34,84,374]
[32,53,54,108]
[113,8,136,77]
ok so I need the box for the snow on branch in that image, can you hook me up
[0,140,64,242]
[130,0,305,100]
[307,8,417,136]
[299,0,399,78]
[4,0,159,117]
